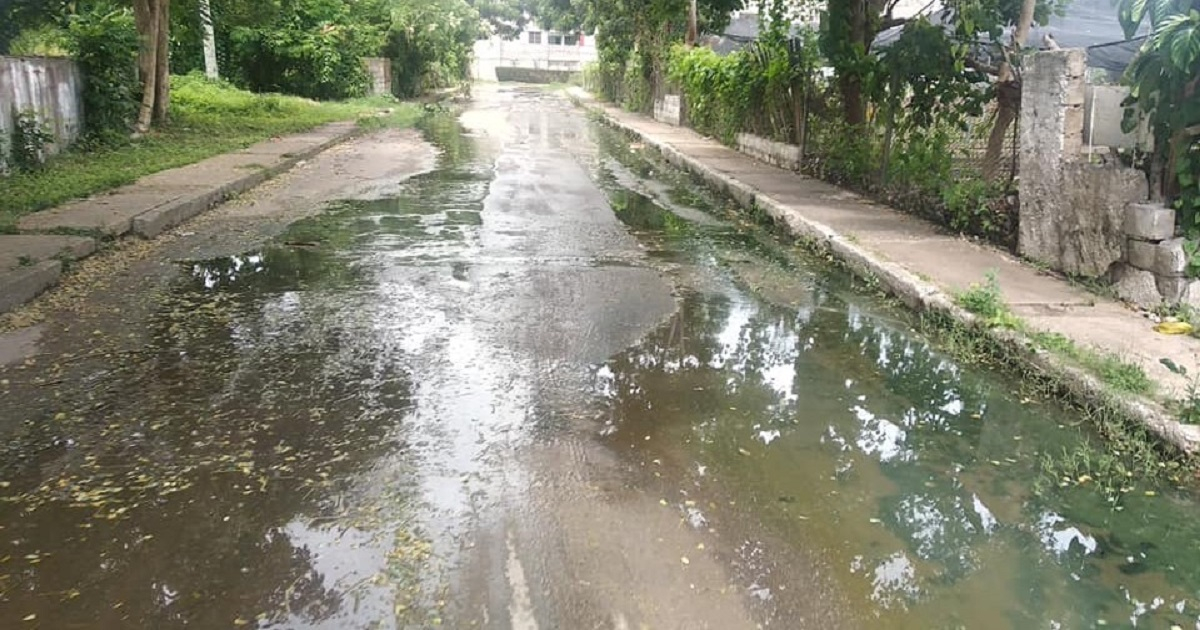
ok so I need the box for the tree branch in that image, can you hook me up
[965,57,1000,77]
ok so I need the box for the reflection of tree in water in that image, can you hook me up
[419,111,476,169]
[595,289,996,445]
[591,288,1026,590]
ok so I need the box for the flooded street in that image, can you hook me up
[3,86,1200,628]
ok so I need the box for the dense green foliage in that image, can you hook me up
[169,0,481,99]
[67,4,142,143]
[1118,0,1200,232]
[7,0,491,101]
[224,0,379,99]
[383,0,481,97]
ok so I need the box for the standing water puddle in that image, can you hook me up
[0,90,1197,629]
[585,122,1200,628]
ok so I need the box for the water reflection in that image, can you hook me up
[585,274,1200,626]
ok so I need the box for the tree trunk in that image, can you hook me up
[134,0,159,133]
[200,0,218,80]
[843,0,869,126]
[982,0,1037,180]
[153,0,170,125]
[685,0,698,46]
[133,0,170,133]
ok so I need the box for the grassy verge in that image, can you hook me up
[954,272,1154,396]
[1,74,422,233]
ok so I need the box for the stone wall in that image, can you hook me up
[0,56,83,171]
[1114,204,1200,308]
[1017,50,1154,284]
[735,133,802,171]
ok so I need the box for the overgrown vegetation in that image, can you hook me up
[66,3,141,143]
[0,76,419,232]
[954,272,1154,396]
[6,110,54,172]
[920,311,1194,502]
[955,271,1010,321]
[581,0,1024,247]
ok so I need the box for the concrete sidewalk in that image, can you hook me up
[0,121,360,314]
[569,87,1200,452]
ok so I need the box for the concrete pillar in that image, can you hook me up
[1018,49,1147,278]
[363,58,392,96]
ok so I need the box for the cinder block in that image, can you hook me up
[1124,203,1176,241]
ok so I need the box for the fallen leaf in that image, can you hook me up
[680,556,690,565]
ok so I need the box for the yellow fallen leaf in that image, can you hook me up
[23,614,36,621]
[1154,321,1194,335]
[680,556,690,565]
[233,619,250,626]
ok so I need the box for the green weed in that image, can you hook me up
[1160,358,1200,424]
[955,271,1021,327]
[1027,330,1153,395]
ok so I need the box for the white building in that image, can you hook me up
[471,22,598,82]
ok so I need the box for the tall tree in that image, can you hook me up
[199,0,218,79]
[133,0,170,132]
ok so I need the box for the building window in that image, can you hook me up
[564,34,580,46]
[528,31,542,44]
[548,33,563,45]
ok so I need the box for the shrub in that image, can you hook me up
[7,110,55,171]
[622,53,652,114]
[942,177,1009,242]
[8,24,72,57]
[67,4,140,143]
[228,0,378,101]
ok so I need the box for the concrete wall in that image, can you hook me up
[736,132,802,171]
[1018,49,1150,279]
[363,57,392,96]
[472,25,598,82]
[1084,84,1152,151]
[0,56,84,170]
[653,95,681,126]
[494,67,576,84]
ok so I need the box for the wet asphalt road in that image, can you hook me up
[8,86,1200,630]
[0,86,846,628]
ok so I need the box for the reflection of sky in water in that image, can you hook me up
[851,405,912,462]
[1036,512,1098,556]
[851,552,920,609]
[972,494,998,534]
[193,253,267,290]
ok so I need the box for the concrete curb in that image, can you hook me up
[132,127,362,239]
[569,92,1200,456]
[0,262,62,314]
[1,124,364,315]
